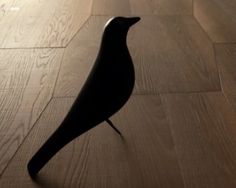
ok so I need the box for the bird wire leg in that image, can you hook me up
[106,119,122,136]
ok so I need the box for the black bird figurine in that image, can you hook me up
[27,16,140,178]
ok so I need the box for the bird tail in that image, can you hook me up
[27,125,76,178]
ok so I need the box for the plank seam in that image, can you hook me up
[65,15,91,48]
[0,97,53,177]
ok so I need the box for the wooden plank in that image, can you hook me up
[161,92,236,188]
[130,16,220,93]
[92,0,131,15]
[0,0,92,48]
[215,44,236,72]
[54,16,220,97]
[0,48,63,175]
[0,96,184,188]
[130,0,192,15]
[215,44,236,110]
[194,0,236,42]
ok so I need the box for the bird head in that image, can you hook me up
[102,17,140,45]
[104,17,140,31]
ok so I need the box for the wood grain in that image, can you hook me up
[54,16,220,97]
[1,0,236,186]
[92,0,131,15]
[0,96,184,188]
[130,16,220,93]
[215,44,236,110]
[0,0,92,48]
[130,0,192,15]
[0,48,63,175]
[161,92,236,188]
[194,0,236,42]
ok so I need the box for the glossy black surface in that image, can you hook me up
[27,16,140,178]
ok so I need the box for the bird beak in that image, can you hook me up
[126,17,141,27]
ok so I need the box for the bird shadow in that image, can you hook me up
[31,175,64,188]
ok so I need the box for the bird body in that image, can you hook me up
[28,16,140,177]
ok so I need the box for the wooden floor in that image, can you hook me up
[0,0,236,187]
